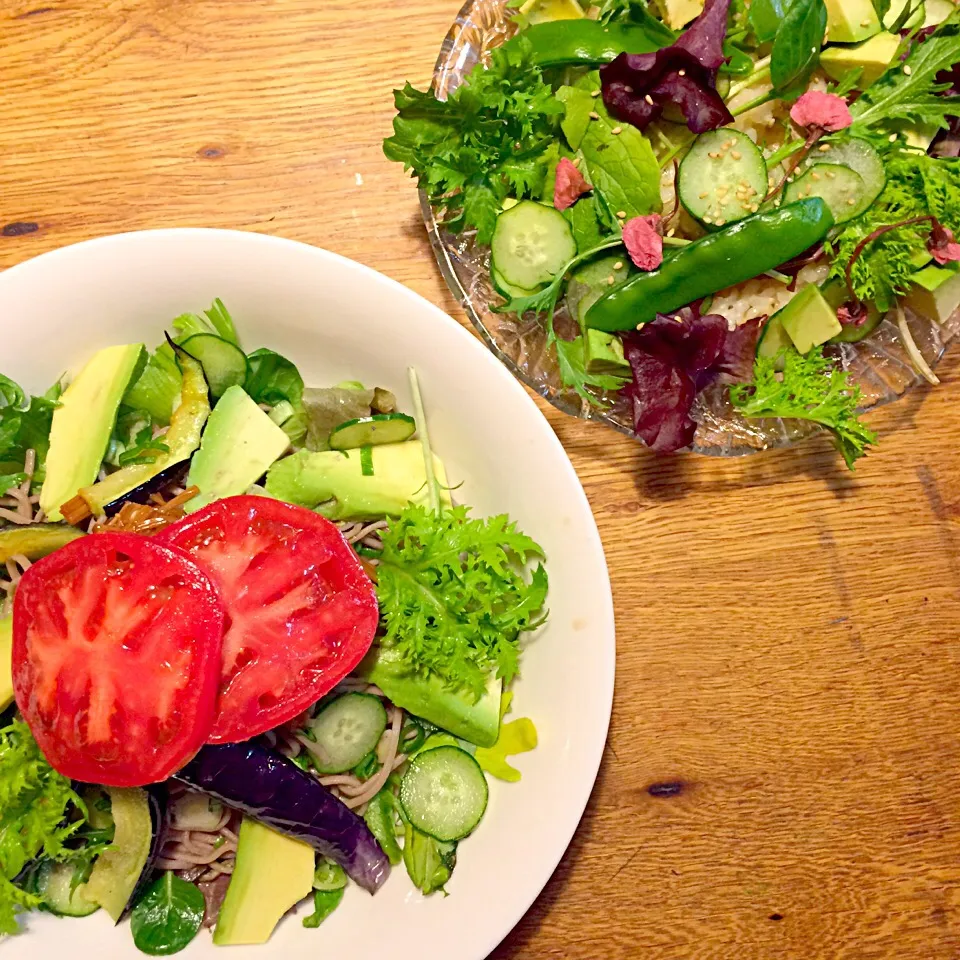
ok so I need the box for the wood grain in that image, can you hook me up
[3,2,960,956]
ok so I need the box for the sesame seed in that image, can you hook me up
[768,176,775,187]
[644,95,654,105]
[614,261,624,270]
[786,176,794,183]
[678,69,686,77]
[818,144,832,152]
[847,198,856,206]
[699,191,709,199]
[589,111,600,120]
[703,216,713,224]
[904,65,912,75]
[667,228,676,237]
[624,86,633,94]
[889,133,898,142]
[825,170,835,179]
[572,156,581,167]
[715,219,725,226]
[612,126,622,135]
[607,275,616,285]
[636,323,645,330]
[750,204,759,212]
[811,171,821,181]
[674,315,684,323]
[590,89,600,98]
[731,150,742,160]
[860,18,871,26]
[617,210,627,219]
[709,151,720,159]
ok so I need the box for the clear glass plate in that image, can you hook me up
[420,0,960,456]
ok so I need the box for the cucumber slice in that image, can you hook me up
[328,413,416,451]
[807,138,885,217]
[179,333,249,399]
[678,129,767,227]
[305,693,388,774]
[31,861,100,918]
[490,201,577,291]
[400,745,489,843]
[756,314,794,368]
[784,163,866,224]
[492,267,543,300]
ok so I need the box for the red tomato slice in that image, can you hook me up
[155,495,379,744]
[12,533,224,786]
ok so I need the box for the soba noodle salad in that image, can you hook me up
[387,0,960,468]
[0,301,547,953]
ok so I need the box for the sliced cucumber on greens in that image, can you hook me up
[328,413,416,450]
[490,200,577,291]
[678,129,767,227]
[400,745,489,843]
[305,693,388,774]
[29,861,100,918]
[178,333,249,399]
[492,267,543,300]
[784,163,866,225]
[806,138,885,217]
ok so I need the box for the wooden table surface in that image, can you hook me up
[3,2,960,957]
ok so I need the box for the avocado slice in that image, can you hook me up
[360,645,502,748]
[824,0,881,42]
[905,264,960,323]
[185,385,290,514]
[0,523,84,564]
[584,329,631,377]
[777,285,843,355]
[820,31,900,88]
[652,0,702,29]
[264,441,453,521]
[213,820,315,946]
[0,618,12,712]
[39,344,144,521]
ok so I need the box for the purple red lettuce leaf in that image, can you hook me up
[600,0,734,134]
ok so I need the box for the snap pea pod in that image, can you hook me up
[505,20,753,73]
[584,199,835,332]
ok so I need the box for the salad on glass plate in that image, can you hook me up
[386,0,960,468]
[0,300,548,953]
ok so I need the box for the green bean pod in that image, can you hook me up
[584,199,836,332]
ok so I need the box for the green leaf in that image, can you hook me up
[302,888,344,928]
[750,0,790,42]
[363,789,404,866]
[130,873,204,956]
[850,15,960,134]
[0,375,26,411]
[564,195,608,253]
[554,334,629,403]
[462,176,502,245]
[0,720,87,936]
[576,73,662,221]
[556,86,594,152]
[376,504,548,699]
[402,824,457,895]
[243,348,304,407]
[730,347,878,469]
[770,0,827,92]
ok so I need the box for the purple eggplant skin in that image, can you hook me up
[102,461,190,516]
[174,743,390,894]
[120,784,168,921]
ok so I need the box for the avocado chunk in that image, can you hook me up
[265,441,453,521]
[185,386,290,514]
[0,618,12,712]
[360,646,502,748]
[0,523,84,564]
[777,285,843,354]
[214,819,315,946]
[653,0,703,29]
[824,0,881,43]
[518,0,584,23]
[39,344,143,521]
[925,0,954,27]
[756,314,795,368]
[820,31,900,88]
[906,264,960,323]
[584,329,631,377]
[80,787,152,921]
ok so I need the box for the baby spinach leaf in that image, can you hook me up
[770,0,827,93]
[556,86,594,152]
[749,0,790,42]
[243,348,304,407]
[130,873,204,956]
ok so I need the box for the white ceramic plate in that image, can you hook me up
[0,229,615,960]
